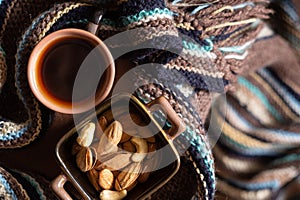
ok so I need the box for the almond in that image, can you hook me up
[98,169,114,190]
[115,162,141,191]
[87,168,100,191]
[97,121,123,155]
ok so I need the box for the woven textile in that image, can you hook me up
[0,166,29,200]
[0,0,271,199]
[210,0,300,199]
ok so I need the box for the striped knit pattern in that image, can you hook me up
[211,1,300,199]
[0,167,29,200]
[212,67,300,200]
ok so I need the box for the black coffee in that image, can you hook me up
[42,37,101,102]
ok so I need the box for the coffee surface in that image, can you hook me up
[42,38,98,102]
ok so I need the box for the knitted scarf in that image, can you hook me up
[210,0,300,199]
[0,0,271,199]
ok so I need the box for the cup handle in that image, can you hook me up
[146,96,186,139]
[51,174,72,200]
[87,10,103,35]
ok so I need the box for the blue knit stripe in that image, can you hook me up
[224,99,300,141]
[0,174,17,200]
[258,68,300,116]
[238,77,283,121]
[229,179,279,190]
[102,8,173,27]
[220,134,293,156]
[271,154,300,166]
[0,127,28,141]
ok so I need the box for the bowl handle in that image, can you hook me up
[146,96,186,139]
[51,174,72,200]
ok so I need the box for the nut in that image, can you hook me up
[76,122,95,147]
[99,169,114,190]
[126,181,137,191]
[130,137,148,162]
[145,136,155,143]
[118,114,142,135]
[98,116,108,132]
[87,168,100,191]
[115,162,141,191]
[76,147,96,172]
[97,121,123,155]
[71,141,83,156]
[120,132,131,143]
[96,153,132,171]
[138,172,150,183]
[99,189,127,200]
[122,141,136,153]
[138,162,152,183]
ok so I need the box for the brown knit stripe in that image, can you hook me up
[216,178,272,200]
[165,56,222,77]
[213,145,268,176]
[230,79,280,126]
[248,73,300,122]
[192,90,213,120]
[0,50,6,90]
[226,94,264,128]
[0,167,29,200]
[0,2,87,148]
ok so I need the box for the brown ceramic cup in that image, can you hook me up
[27,14,115,114]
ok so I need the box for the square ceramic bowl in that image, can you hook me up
[52,93,186,200]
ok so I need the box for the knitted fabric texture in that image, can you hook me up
[0,0,271,199]
[0,166,29,200]
[209,0,300,199]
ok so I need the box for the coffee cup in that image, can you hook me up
[27,11,115,114]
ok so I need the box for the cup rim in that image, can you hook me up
[27,28,115,114]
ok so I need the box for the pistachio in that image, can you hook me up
[97,121,123,155]
[130,137,148,162]
[99,189,127,200]
[115,162,141,191]
[119,132,132,143]
[77,122,95,147]
[87,168,100,191]
[122,141,136,153]
[76,147,96,172]
[98,169,114,190]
